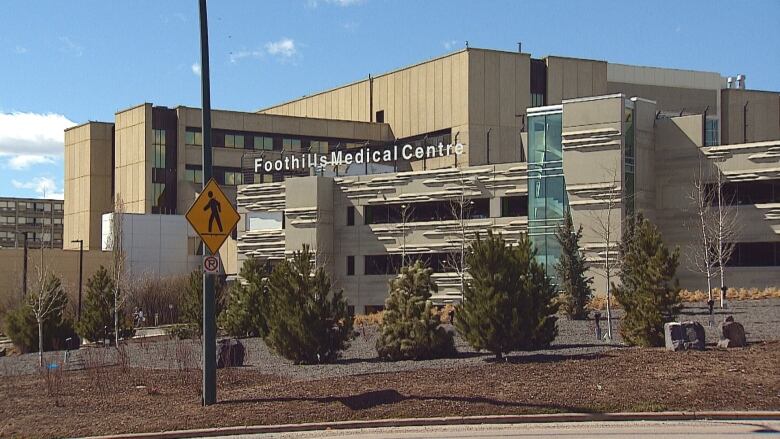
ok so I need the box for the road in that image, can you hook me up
[206,420,780,438]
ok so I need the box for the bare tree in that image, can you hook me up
[589,166,622,341]
[687,162,718,301]
[444,176,476,298]
[712,168,740,308]
[399,203,415,268]
[108,196,127,346]
[28,233,66,367]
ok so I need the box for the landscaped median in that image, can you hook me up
[1,340,778,438]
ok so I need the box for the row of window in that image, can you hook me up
[153,129,167,168]
[0,201,62,211]
[712,179,780,205]
[185,128,332,153]
[347,253,463,276]
[0,216,62,225]
[345,196,529,226]
[0,231,62,241]
[726,242,780,267]
[184,165,245,186]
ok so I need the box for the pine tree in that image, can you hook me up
[613,214,682,347]
[376,260,455,360]
[219,258,271,337]
[180,268,226,334]
[554,214,593,320]
[264,245,352,364]
[75,266,115,343]
[455,232,558,359]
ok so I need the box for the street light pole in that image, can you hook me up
[198,0,217,406]
[71,240,84,321]
[486,128,492,165]
[20,232,28,298]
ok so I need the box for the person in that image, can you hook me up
[204,191,223,232]
[707,299,715,327]
[594,311,602,341]
[138,309,145,327]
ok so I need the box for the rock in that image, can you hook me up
[718,319,746,348]
[664,321,705,351]
[217,339,245,368]
[0,347,5,357]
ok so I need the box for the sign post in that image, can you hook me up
[197,0,216,406]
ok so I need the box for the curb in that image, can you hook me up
[81,411,780,439]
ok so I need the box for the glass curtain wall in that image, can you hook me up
[527,110,566,280]
[623,102,635,217]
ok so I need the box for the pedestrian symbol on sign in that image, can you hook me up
[204,191,222,232]
[185,178,240,255]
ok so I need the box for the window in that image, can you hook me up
[364,253,461,275]
[254,136,273,150]
[705,117,719,147]
[53,218,62,225]
[346,206,355,226]
[347,256,355,276]
[501,196,529,217]
[153,129,166,168]
[225,133,244,149]
[727,242,780,267]
[310,140,329,153]
[185,129,203,146]
[53,203,63,211]
[364,199,490,225]
[375,110,384,123]
[152,183,166,209]
[712,179,780,205]
[253,173,274,184]
[531,93,545,107]
[282,138,301,151]
[224,171,244,186]
[185,165,203,184]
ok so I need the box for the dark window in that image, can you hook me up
[375,110,384,123]
[347,206,355,226]
[501,195,529,217]
[364,198,490,225]
[711,179,780,205]
[726,242,780,267]
[364,253,461,275]
[347,256,355,276]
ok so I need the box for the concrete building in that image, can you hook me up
[62,47,780,313]
[0,197,64,249]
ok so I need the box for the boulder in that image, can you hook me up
[217,339,245,368]
[718,319,746,348]
[664,321,705,351]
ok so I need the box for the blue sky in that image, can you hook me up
[1,0,779,199]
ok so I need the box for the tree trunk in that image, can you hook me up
[114,287,119,347]
[38,319,43,367]
[495,351,502,361]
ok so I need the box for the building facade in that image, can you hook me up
[0,197,64,249]
[62,47,780,313]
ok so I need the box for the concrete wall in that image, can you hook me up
[545,56,608,105]
[721,89,780,145]
[64,122,114,251]
[114,104,152,214]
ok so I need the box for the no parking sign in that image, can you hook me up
[203,255,220,274]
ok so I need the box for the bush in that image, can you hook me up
[4,274,77,353]
[76,266,119,343]
[613,214,682,347]
[264,245,352,364]
[376,261,455,361]
[179,268,226,336]
[554,214,593,320]
[219,258,270,337]
[126,274,188,326]
[456,232,559,359]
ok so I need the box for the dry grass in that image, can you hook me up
[587,287,780,310]
[354,312,383,327]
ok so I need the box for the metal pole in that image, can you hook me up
[22,232,28,298]
[199,0,217,406]
[72,240,84,321]
[486,128,491,165]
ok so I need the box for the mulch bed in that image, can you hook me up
[2,342,779,438]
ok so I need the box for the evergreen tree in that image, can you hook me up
[264,245,352,364]
[613,214,682,347]
[75,266,115,343]
[456,232,558,359]
[554,214,593,320]
[4,275,75,353]
[376,260,455,360]
[219,258,271,338]
[180,267,226,334]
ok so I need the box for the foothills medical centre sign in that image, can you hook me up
[254,142,466,173]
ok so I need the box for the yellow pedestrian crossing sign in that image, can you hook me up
[185,178,240,255]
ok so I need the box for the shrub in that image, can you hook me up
[554,214,593,319]
[613,214,682,347]
[376,261,455,361]
[4,275,76,353]
[76,266,124,343]
[354,311,384,327]
[456,232,558,360]
[264,245,352,364]
[179,268,226,336]
[126,274,188,326]
[219,258,270,337]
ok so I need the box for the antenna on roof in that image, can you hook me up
[518,42,522,53]
[465,40,469,49]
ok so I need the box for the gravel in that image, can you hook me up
[2,298,778,379]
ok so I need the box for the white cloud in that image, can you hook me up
[12,177,64,200]
[191,62,201,76]
[14,45,28,54]
[443,40,459,50]
[265,38,297,58]
[229,49,264,64]
[307,0,364,7]
[0,112,75,169]
[59,36,84,57]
